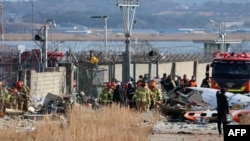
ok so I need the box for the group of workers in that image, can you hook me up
[160,73,212,94]
[98,72,212,113]
[160,73,199,94]
[99,79,163,112]
[0,80,30,112]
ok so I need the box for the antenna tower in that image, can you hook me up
[116,0,140,83]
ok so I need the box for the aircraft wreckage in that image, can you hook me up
[161,87,250,123]
[0,91,99,119]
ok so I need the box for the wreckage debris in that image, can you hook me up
[160,87,250,123]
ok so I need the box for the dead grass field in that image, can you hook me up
[0,105,157,141]
[0,105,249,141]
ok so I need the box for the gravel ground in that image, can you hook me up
[148,115,226,141]
[0,115,35,131]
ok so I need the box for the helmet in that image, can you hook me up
[105,82,111,88]
[116,82,121,86]
[16,80,23,88]
[111,82,116,89]
[137,80,143,87]
[128,81,133,87]
[150,80,156,88]
[141,80,146,87]
[123,83,128,89]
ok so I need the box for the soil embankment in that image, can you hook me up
[3,33,250,41]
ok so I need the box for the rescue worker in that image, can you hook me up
[99,82,114,106]
[201,73,211,88]
[161,73,167,80]
[216,88,229,136]
[181,74,189,87]
[126,82,136,109]
[0,81,10,106]
[7,84,18,109]
[189,76,197,87]
[113,82,126,107]
[133,80,151,112]
[16,80,31,111]
[160,75,176,93]
[149,80,162,111]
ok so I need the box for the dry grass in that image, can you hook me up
[0,105,159,141]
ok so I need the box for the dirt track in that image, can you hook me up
[3,33,250,42]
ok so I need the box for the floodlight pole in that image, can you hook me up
[91,16,108,55]
[210,19,226,51]
[42,19,56,71]
[117,0,139,84]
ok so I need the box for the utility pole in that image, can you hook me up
[32,0,34,31]
[116,0,139,84]
[91,16,108,55]
[33,19,56,72]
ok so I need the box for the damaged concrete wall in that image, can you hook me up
[27,67,67,106]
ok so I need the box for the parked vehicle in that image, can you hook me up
[208,52,250,94]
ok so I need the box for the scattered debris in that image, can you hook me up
[160,87,250,123]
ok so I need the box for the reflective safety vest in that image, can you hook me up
[189,80,197,87]
[150,87,162,101]
[133,87,150,102]
[99,88,113,103]
[0,88,10,101]
[18,85,30,96]
[17,85,31,101]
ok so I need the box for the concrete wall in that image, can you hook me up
[28,67,67,106]
[196,63,211,86]
[100,61,210,86]
[24,62,211,104]
[158,63,173,78]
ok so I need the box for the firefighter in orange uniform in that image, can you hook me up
[189,76,197,87]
